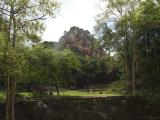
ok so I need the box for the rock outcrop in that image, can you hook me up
[59,26,104,56]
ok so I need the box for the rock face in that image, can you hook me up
[59,26,104,56]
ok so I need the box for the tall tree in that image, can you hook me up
[0,0,59,120]
[95,0,141,94]
[132,0,160,95]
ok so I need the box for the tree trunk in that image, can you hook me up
[124,14,133,94]
[6,75,10,120]
[55,79,60,96]
[132,37,136,95]
[6,75,16,120]
[132,59,136,95]
[6,3,17,120]
[126,61,133,94]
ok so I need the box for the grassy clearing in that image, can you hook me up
[54,90,121,97]
[54,80,127,97]
[0,80,127,102]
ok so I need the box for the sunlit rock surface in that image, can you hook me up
[59,26,104,56]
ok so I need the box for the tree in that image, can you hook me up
[51,49,80,95]
[0,0,59,120]
[95,0,141,94]
[0,27,7,90]
[95,0,160,97]
[21,45,54,90]
[132,0,160,96]
[21,45,80,95]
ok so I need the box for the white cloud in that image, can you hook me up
[42,0,101,42]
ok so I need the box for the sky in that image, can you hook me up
[42,0,102,42]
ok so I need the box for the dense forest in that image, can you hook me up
[0,0,160,120]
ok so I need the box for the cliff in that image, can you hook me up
[59,26,104,56]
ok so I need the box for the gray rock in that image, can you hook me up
[97,111,108,119]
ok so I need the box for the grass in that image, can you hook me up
[0,90,6,102]
[53,80,127,97]
[0,80,127,102]
[18,92,33,98]
[54,90,121,97]
[0,91,33,102]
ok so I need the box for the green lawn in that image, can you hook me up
[0,90,121,102]
[53,81,127,97]
[0,80,127,102]
[54,90,121,97]
[53,80,127,97]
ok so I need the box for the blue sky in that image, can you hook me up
[42,0,102,42]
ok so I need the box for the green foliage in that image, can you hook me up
[131,0,160,96]
[73,55,121,89]
[41,41,59,49]
[19,45,81,92]
[51,49,81,86]
[14,42,121,93]
[95,0,160,102]
[105,80,128,95]
[0,90,6,103]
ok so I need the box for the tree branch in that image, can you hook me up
[26,14,47,22]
